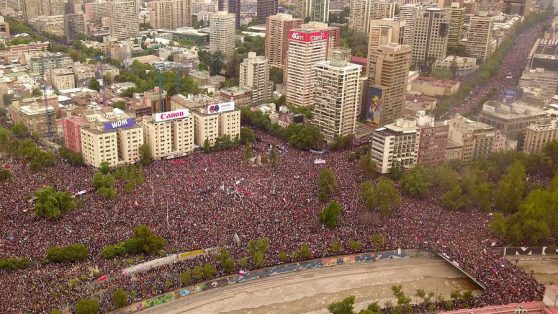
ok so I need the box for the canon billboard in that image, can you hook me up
[153,109,189,122]
[288,30,329,43]
[207,101,235,114]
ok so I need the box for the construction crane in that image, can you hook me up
[41,55,52,140]
[156,63,164,112]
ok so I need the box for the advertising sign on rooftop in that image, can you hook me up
[103,118,136,131]
[153,109,189,122]
[288,30,329,43]
[207,101,235,114]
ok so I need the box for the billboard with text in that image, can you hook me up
[103,118,136,131]
[153,109,189,122]
[207,102,235,114]
[288,30,329,43]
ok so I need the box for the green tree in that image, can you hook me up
[362,179,401,215]
[88,78,101,91]
[489,212,507,237]
[430,165,459,193]
[494,161,526,213]
[75,298,100,314]
[180,268,192,286]
[370,233,384,249]
[247,237,270,268]
[202,263,217,279]
[442,185,467,211]
[330,240,342,254]
[11,123,29,138]
[328,296,355,314]
[139,143,152,166]
[34,186,76,219]
[295,243,312,260]
[113,288,129,308]
[46,244,88,263]
[113,100,127,110]
[133,224,166,256]
[359,154,377,178]
[216,249,236,273]
[318,169,338,201]
[31,87,42,97]
[319,200,341,228]
[240,127,255,144]
[0,257,30,270]
[269,67,283,84]
[430,68,454,80]
[401,166,432,198]
[244,142,253,159]
[203,138,212,153]
[348,240,362,252]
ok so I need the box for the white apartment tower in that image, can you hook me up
[108,0,139,40]
[466,13,494,61]
[348,0,395,34]
[314,49,362,143]
[239,52,273,104]
[285,28,329,106]
[210,11,236,57]
[148,0,193,29]
[411,7,449,68]
[370,118,420,174]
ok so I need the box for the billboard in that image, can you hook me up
[103,118,136,131]
[153,109,189,122]
[207,101,235,114]
[366,86,383,125]
[288,30,329,43]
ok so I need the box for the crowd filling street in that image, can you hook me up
[0,131,545,312]
[0,19,550,314]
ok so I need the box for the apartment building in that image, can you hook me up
[448,114,495,164]
[209,11,236,57]
[466,13,494,61]
[141,109,194,159]
[46,68,76,91]
[149,0,192,29]
[108,0,139,40]
[313,49,362,143]
[478,101,547,138]
[523,118,558,153]
[239,52,273,104]
[411,7,449,68]
[191,102,240,145]
[265,14,303,68]
[285,28,329,106]
[370,118,420,174]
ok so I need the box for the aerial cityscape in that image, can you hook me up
[1,0,558,313]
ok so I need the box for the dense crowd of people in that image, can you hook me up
[0,130,545,313]
[0,18,550,314]
[442,22,544,118]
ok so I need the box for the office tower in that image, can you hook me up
[84,2,108,25]
[65,0,83,14]
[503,0,531,16]
[444,3,464,48]
[466,13,494,61]
[398,4,421,46]
[239,52,273,104]
[292,0,306,18]
[149,0,193,29]
[367,19,404,80]
[349,0,395,34]
[108,0,139,40]
[411,7,449,68]
[300,21,340,59]
[285,28,329,106]
[314,49,362,143]
[367,43,411,125]
[256,0,278,24]
[210,11,236,57]
[64,13,86,42]
[305,0,329,23]
[218,0,240,28]
[265,13,304,68]
[23,0,65,21]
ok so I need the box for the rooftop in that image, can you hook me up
[481,101,548,119]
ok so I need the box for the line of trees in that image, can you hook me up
[101,225,166,259]
[0,124,55,171]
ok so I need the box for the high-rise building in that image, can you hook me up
[84,2,108,25]
[448,114,495,164]
[466,13,494,61]
[239,52,273,104]
[265,13,304,68]
[285,28,329,106]
[399,4,421,46]
[305,0,329,23]
[411,7,449,68]
[300,21,340,59]
[23,0,65,21]
[415,112,449,165]
[218,0,240,28]
[524,118,558,154]
[370,118,420,173]
[64,13,86,42]
[444,3,464,48]
[313,49,362,143]
[348,0,395,34]
[108,0,139,40]
[149,0,192,29]
[367,43,412,125]
[256,0,278,24]
[141,109,194,159]
[503,0,531,16]
[210,11,236,57]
